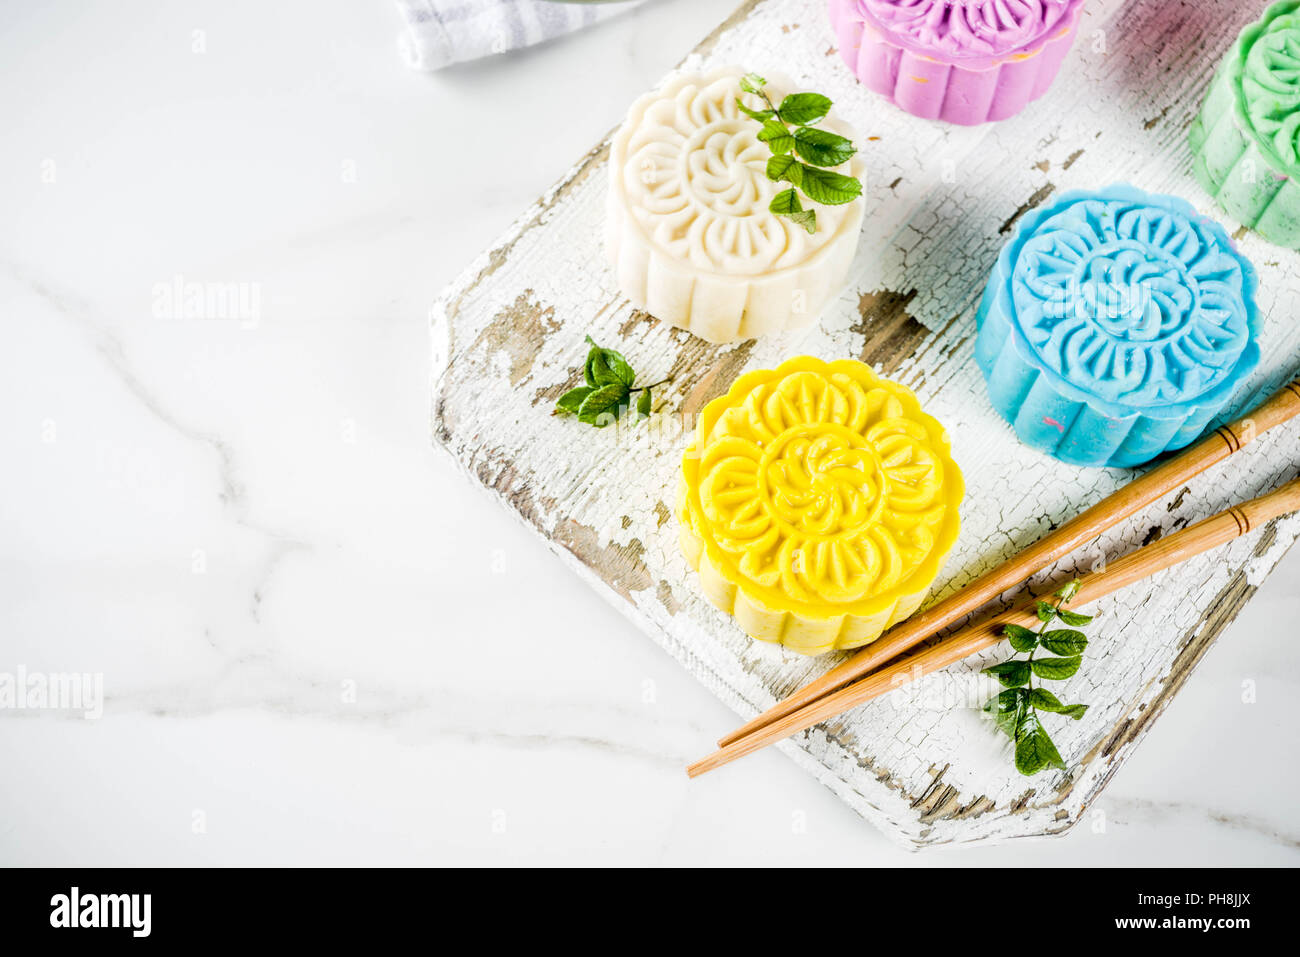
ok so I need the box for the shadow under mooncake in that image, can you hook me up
[677,357,964,655]
[974,184,1261,469]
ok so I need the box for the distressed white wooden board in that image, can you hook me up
[430,0,1300,848]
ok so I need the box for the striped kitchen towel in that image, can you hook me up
[395,0,646,71]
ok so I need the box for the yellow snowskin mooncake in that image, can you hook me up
[677,357,964,655]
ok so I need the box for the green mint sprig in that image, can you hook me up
[981,579,1094,776]
[554,336,667,428]
[737,73,861,235]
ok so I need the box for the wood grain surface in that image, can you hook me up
[430,0,1300,847]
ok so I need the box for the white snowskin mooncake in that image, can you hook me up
[607,69,867,343]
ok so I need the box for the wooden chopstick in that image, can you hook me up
[716,377,1300,749]
[688,476,1300,777]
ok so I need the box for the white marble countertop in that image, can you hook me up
[2,0,1297,866]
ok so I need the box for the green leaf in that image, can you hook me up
[583,342,607,387]
[1003,623,1039,653]
[1031,656,1083,680]
[577,383,628,427]
[786,209,817,233]
[1014,718,1067,775]
[775,161,814,191]
[1039,629,1088,656]
[735,98,774,122]
[605,352,635,388]
[1055,579,1082,602]
[555,386,593,415]
[793,126,857,167]
[986,688,1024,713]
[769,188,803,215]
[637,387,652,419]
[1027,688,1064,711]
[1030,691,1090,719]
[1056,608,1094,626]
[583,337,635,389]
[1034,600,1059,623]
[993,704,1022,740]
[795,165,862,205]
[739,73,767,94]
[1026,688,1087,720]
[777,92,832,125]
[757,120,794,155]
[769,188,817,233]
[766,153,798,182]
[983,660,1031,688]
[1014,729,1047,775]
[983,689,1026,739]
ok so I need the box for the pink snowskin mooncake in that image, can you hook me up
[828,0,1087,125]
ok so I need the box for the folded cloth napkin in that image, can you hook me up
[395,0,645,71]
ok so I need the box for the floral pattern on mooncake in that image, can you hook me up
[1190,1,1300,248]
[678,357,964,655]
[975,185,1262,468]
[828,0,1086,124]
[608,70,866,343]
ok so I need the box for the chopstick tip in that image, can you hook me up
[685,755,716,778]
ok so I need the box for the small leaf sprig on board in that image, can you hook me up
[554,337,667,428]
[982,580,1094,776]
[737,73,862,234]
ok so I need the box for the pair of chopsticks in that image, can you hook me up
[688,377,1300,778]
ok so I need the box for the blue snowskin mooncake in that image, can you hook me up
[974,184,1261,468]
